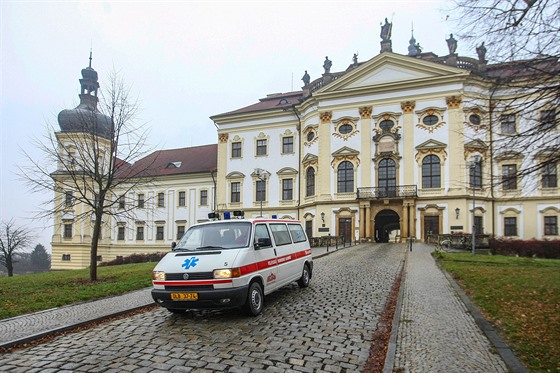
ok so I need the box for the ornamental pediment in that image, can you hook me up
[331,146,360,157]
[415,139,447,151]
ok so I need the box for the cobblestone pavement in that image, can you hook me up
[391,243,508,373]
[0,243,405,372]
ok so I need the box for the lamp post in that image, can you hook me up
[470,155,481,256]
[254,168,268,218]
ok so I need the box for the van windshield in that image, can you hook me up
[174,221,252,251]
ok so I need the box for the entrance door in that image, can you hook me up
[305,220,313,241]
[374,209,400,243]
[424,216,440,241]
[338,218,352,244]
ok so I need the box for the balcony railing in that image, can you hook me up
[357,185,418,199]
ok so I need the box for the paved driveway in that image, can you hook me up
[0,243,405,372]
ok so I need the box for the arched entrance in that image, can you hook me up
[374,209,400,243]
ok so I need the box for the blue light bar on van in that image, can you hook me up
[224,211,231,220]
[272,215,277,219]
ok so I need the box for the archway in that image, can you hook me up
[374,209,400,243]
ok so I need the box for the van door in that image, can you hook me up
[252,223,279,293]
[269,223,299,287]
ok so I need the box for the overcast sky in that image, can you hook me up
[1,1,472,253]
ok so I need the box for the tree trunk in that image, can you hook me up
[90,213,103,281]
[6,255,14,277]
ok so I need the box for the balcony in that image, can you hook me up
[357,185,418,199]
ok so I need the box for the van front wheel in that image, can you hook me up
[297,264,311,288]
[244,282,264,316]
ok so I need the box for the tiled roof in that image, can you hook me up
[117,144,217,179]
[213,91,303,117]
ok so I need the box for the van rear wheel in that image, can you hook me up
[244,282,264,316]
[297,263,311,288]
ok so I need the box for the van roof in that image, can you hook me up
[196,218,301,226]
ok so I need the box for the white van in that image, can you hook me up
[151,218,313,316]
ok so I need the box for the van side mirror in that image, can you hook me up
[254,237,272,249]
[171,241,177,249]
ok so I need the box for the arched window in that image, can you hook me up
[379,159,396,197]
[337,161,354,193]
[422,155,441,188]
[306,167,315,197]
[470,160,482,188]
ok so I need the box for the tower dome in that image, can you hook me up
[57,52,112,139]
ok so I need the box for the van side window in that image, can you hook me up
[288,223,307,243]
[270,223,292,246]
[254,224,272,248]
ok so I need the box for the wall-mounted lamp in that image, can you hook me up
[455,208,460,219]
[321,212,325,223]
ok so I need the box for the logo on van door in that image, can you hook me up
[181,257,199,270]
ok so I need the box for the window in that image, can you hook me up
[470,160,482,188]
[379,119,394,131]
[65,191,74,208]
[504,217,517,236]
[288,223,307,243]
[254,224,272,248]
[231,182,240,203]
[307,131,315,142]
[200,190,208,205]
[157,192,165,208]
[270,223,292,246]
[178,191,186,207]
[282,136,293,154]
[544,216,558,236]
[256,180,266,202]
[474,216,483,235]
[469,114,481,126]
[422,155,441,189]
[256,139,267,156]
[540,110,556,131]
[117,226,125,240]
[177,225,185,240]
[137,194,145,208]
[96,255,102,262]
[500,114,516,134]
[306,167,315,197]
[338,124,353,134]
[422,115,439,126]
[232,142,242,158]
[62,254,71,261]
[118,195,125,209]
[136,226,144,240]
[282,179,293,200]
[337,161,354,193]
[63,223,72,238]
[156,226,164,241]
[379,159,396,196]
[542,162,557,188]
[502,164,518,190]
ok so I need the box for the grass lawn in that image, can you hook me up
[436,252,560,373]
[0,262,156,320]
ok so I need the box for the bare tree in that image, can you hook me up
[0,219,33,277]
[20,66,156,281]
[448,0,560,190]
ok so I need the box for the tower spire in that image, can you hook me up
[89,48,92,68]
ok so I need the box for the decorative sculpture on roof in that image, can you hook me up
[476,42,487,63]
[380,18,392,42]
[408,29,422,56]
[323,56,332,74]
[302,70,310,86]
[353,53,358,66]
[446,34,457,55]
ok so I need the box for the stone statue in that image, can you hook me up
[476,42,487,62]
[301,70,310,86]
[323,56,332,74]
[353,53,358,65]
[446,34,457,55]
[380,18,392,42]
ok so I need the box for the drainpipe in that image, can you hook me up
[286,104,303,220]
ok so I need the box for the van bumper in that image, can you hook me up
[151,285,249,310]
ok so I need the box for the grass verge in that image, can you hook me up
[436,252,560,372]
[0,262,155,320]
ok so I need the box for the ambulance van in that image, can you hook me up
[151,218,313,316]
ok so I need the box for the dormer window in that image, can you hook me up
[278,98,289,105]
[166,161,182,168]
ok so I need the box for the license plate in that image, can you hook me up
[170,292,198,301]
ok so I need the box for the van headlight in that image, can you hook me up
[213,268,241,279]
[152,271,166,281]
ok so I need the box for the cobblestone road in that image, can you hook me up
[0,243,405,372]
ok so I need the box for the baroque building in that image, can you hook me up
[51,26,559,269]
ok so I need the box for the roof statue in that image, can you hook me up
[323,56,332,74]
[446,34,457,55]
[353,53,358,66]
[301,70,310,86]
[476,42,487,63]
[380,18,392,42]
